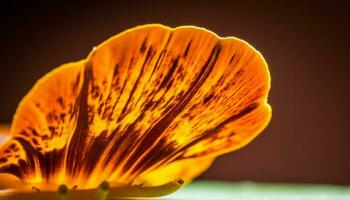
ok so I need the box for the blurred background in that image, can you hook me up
[0,0,349,185]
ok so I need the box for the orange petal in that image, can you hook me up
[0,24,271,188]
[0,61,84,184]
[134,157,214,186]
[0,173,31,190]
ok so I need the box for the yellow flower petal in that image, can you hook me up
[0,24,271,189]
[134,156,214,186]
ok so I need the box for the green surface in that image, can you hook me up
[166,181,350,200]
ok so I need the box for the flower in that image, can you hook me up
[0,24,271,199]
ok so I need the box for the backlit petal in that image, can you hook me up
[0,24,271,188]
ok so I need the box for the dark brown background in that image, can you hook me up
[0,0,349,185]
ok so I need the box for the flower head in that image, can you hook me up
[0,24,271,198]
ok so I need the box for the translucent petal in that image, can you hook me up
[0,24,271,188]
[135,157,214,186]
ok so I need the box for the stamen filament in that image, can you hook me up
[58,184,68,200]
[0,179,183,199]
[94,181,109,200]
[107,179,184,198]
